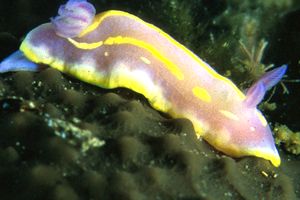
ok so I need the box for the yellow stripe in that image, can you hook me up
[192,86,211,103]
[255,110,267,127]
[68,36,184,80]
[140,56,151,64]
[219,110,239,121]
[67,38,103,49]
[79,10,246,100]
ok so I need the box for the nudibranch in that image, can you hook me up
[0,0,287,167]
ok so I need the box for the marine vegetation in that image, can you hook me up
[274,124,300,155]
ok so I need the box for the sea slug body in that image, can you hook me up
[0,0,287,167]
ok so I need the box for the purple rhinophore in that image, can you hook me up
[245,82,266,107]
[258,65,287,91]
[244,65,287,107]
[51,0,96,38]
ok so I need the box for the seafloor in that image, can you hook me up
[0,0,299,199]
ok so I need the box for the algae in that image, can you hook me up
[274,124,300,155]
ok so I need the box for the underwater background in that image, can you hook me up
[0,0,299,199]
